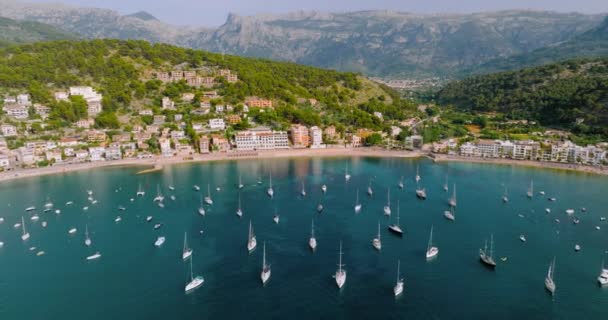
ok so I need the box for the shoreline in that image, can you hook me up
[432,154,608,176]
[1,148,606,183]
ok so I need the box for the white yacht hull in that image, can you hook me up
[185,276,205,292]
[335,271,346,289]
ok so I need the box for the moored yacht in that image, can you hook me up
[321,184,327,194]
[425,225,439,260]
[448,184,457,207]
[193,184,200,191]
[260,242,271,285]
[519,235,526,242]
[415,185,427,200]
[388,201,403,236]
[383,188,391,216]
[198,195,205,216]
[309,219,317,251]
[267,173,274,198]
[394,260,404,297]
[545,257,556,295]
[372,222,381,251]
[247,220,257,253]
[300,181,306,197]
[21,217,30,241]
[597,260,608,286]
[204,184,213,205]
[136,183,145,197]
[86,252,101,260]
[444,207,455,221]
[154,236,166,247]
[398,176,404,190]
[273,213,280,224]
[84,224,92,247]
[344,164,351,182]
[415,165,421,183]
[236,193,243,217]
[354,189,362,213]
[480,234,497,268]
[527,180,534,198]
[238,174,244,189]
[182,232,193,260]
[153,184,164,202]
[367,179,373,197]
[185,253,205,292]
[334,241,346,289]
[502,187,509,203]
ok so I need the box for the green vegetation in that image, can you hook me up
[0,17,78,48]
[437,58,608,138]
[0,39,414,132]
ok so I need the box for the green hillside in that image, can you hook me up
[0,17,78,48]
[468,17,608,75]
[437,58,608,137]
[0,39,412,131]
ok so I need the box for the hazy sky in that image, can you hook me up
[30,0,608,26]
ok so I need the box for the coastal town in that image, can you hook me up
[0,66,606,176]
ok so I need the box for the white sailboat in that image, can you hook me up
[372,221,381,251]
[321,184,327,193]
[267,173,274,198]
[185,253,205,292]
[300,181,306,197]
[443,176,449,192]
[425,225,439,260]
[383,188,391,216]
[309,219,317,251]
[193,184,200,191]
[273,212,280,224]
[247,220,257,253]
[415,184,427,200]
[597,259,608,286]
[204,184,213,205]
[502,186,509,203]
[354,189,362,213]
[236,193,243,217]
[238,174,244,189]
[527,180,534,198]
[479,234,497,268]
[198,195,205,216]
[367,178,373,197]
[394,260,404,297]
[136,183,145,197]
[182,232,193,260]
[316,198,324,213]
[388,200,403,236]
[444,206,455,221]
[344,164,351,182]
[415,165,421,183]
[545,257,556,295]
[153,184,164,202]
[260,241,271,285]
[334,241,346,289]
[84,224,92,247]
[398,176,404,190]
[448,184,457,207]
[21,216,30,241]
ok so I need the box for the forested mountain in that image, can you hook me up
[437,58,608,137]
[0,16,77,48]
[0,39,411,131]
[468,17,608,75]
[0,0,605,78]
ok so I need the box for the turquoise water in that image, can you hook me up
[1,157,608,319]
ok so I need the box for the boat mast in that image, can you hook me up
[397,260,401,282]
[387,188,390,206]
[490,234,494,259]
[377,222,381,240]
[22,216,26,235]
[190,254,194,281]
[263,242,266,268]
[183,232,188,251]
[428,225,434,251]
[396,200,400,226]
[311,220,315,238]
[338,241,343,272]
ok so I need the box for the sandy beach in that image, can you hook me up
[1,148,607,183]
[432,154,608,176]
[0,147,424,183]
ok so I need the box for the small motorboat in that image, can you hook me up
[519,235,526,242]
[146,216,153,222]
[574,244,581,252]
[115,216,122,223]
[566,209,575,215]
[596,226,601,230]
[154,223,163,230]
[68,228,77,234]
[545,208,551,214]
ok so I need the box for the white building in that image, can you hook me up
[45,150,63,163]
[209,118,226,130]
[54,92,69,101]
[3,104,29,119]
[17,94,31,106]
[88,147,106,162]
[1,124,17,137]
[69,86,103,117]
[105,146,122,160]
[235,128,289,151]
[309,126,324,148]
[16,147,36,165]
[0,154,11,170]
[160,138,173,157]
[75,150,89,161]
[170,130,185,140]
[373,112,383,120]
[162,97,175,110]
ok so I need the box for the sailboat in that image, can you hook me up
[238,174,244,189]
[597,259,608,286]
[527,180,534,198]
[388,200,403,236]
[193,184,200,191]
[21,216,29,241]
[267,173,274,198]
[316,197,324,213]
[84,224,92,247]
[136,183,145,197]
[236,193,243,217]
[260,242,271,285]
[273,211,280,224]
[204,184,213,205]
[247,220,257,253]
[367,178,373,197]
[425,225,439,260]
[86,252,102,260]
[502,186,509,203]
[444,206,455,221]
[443,176,449,192]
[372,221,381,251]
[545,257,556,295]
[415,183,427,200]
[415,165,421,183]
[182,232,193,260]
[198,195,205,216]
[398,176,404,190]
[448,184,457,207]
[334,241,346,289]
[185,253,205,292]
[153,184,164,202]
[354,189,362,213]
[394,260,404,297]
[344,164,351,182]
[309,219,317,250]
[383,188,391,216]
[321,184,327,193]
[300,181,306,197]
[479,234,497,268]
